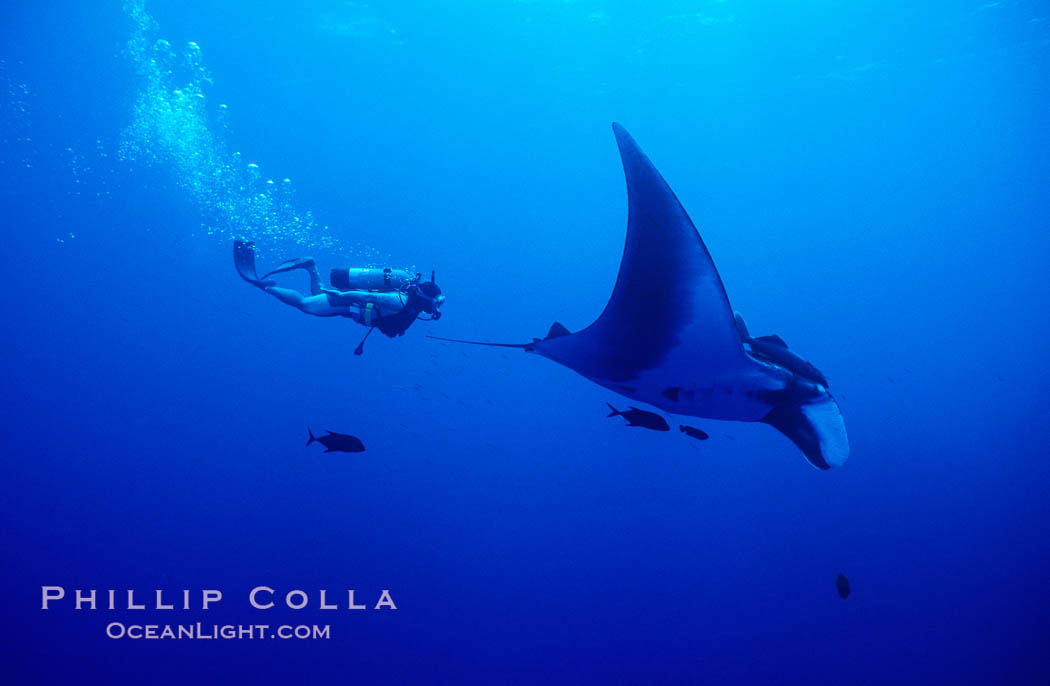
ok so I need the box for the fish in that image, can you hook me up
[306,428,365,453]
[428,123,849,470]
[679,425,709,441]
[836,573,850,599]
[606,403,670,431]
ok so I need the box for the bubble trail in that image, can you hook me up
[120,0,368,260]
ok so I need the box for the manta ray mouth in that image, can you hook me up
[761,392,849,470]
[802,397,849,468]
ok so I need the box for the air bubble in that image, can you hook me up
[119,1,364,259]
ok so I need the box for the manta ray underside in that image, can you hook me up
[432,124,849,470]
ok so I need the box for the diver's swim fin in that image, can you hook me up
[261,257,315,280]
[233,240,274,288]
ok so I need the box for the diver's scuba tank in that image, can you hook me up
[329,267,419,292]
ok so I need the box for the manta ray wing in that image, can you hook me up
[429,124,849,469]
[534,123,760,393]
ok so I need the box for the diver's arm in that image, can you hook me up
[320,288,371,307]
[325,287,422,336]
[321,289,404,315]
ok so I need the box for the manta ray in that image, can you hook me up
[432,124,848,470]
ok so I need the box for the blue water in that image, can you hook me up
[2,1,1049,683]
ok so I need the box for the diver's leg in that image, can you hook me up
[261,287,346,317]
[263,285,308,308]
[323,290,405,317]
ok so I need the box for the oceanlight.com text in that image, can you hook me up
[105,622,331,640]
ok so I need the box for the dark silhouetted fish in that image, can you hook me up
[835,573,850,599]
[306,428,365,453]
[680,425,709,441]
[606,404,669,431]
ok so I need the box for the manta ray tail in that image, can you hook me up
[761,394,849,470]
[426,336,531,349]
[427,322,572,350]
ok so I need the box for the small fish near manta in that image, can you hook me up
[306,428,365,453]
[429,123,849,470]
[606,403,710,443]
[607,404,670,431]
[680,425,709,441]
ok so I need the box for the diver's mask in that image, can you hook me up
[407,280,444,317]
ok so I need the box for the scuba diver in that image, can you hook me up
[234,240,444,354]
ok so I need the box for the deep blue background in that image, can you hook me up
[2,1,1049,683]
